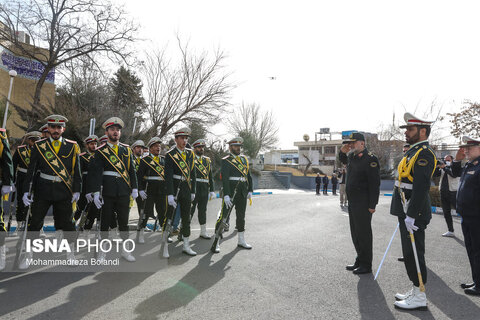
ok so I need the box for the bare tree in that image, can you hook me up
[228,102,279,159]
[0,0,137,121]
[140,39,234,138]
[448,100,480,138]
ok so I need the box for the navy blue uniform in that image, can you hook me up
[452,157,480,288]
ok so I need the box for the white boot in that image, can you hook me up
[162,243,170,258]
[121,241,136,262]
[395,286,414,300]
[66,243,77,266]
[97,250,106,264]
[200,224,211,239]
[237,232,252,249]
[394,286,428,310]
[442,231,455,237]
[0,245,6,271]
[182,237,197,256]
[214,241,220,253]
[39,228,47,238]
[18,251,33,270]
[137,229,145,244]
[55,230,64,242]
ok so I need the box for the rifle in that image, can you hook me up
[136,181,149,241]
[6,170,18,234]
[159,186,180,258]
[13,161,37,269]
[210,181,240,253]
[75,201,92,240]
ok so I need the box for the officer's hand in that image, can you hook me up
[209,191,216,200]
[93,193,104,209]
[224,195,233,209]
[131,188,139,200]
[247,192,252,199]
[455,148,466,161]
[168,195,177,208]
[85,193,93,203]
[139,190,147,200]
[340,143,351,153]
[191,193,195,202]
[10,185,16,193]
[404,216,418,233]
[1,185,12,195]
[71,192,80,203]
[22,192,33,207]
[368,208,375,214]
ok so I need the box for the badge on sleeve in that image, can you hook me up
[417,159,428,167]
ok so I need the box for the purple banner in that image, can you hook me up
[0,45,55,83]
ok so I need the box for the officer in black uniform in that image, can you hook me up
[12,131,41,230]
[74,135,99,232]
[162,127,197,257]
[136,137,167,244]
[339,132,380,274]
[0,128,14,271]
[39,124,50,139]
[452,136,480,296]
[391,113,437,310]
[131,140,146,229]
[190,139,216,239]
[213,137,253,253]
[19,115,82,269]
[88,117,139,262]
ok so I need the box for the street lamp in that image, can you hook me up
[132,111,141,134]
[2,70,17,129]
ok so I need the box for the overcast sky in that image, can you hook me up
[120,0,476,149]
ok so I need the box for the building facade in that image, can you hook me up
[0,23,55,138]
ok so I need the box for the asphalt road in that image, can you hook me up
[0,190,479,320]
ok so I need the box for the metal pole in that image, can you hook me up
[132,117,138,135]
[2,71,17,129]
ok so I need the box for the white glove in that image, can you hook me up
[224,195,233,209]
[11,185,16,193]
[22,192,33,206]
[209,191,216,200]
[1,185,12,195]
[85,193,93,203]
[247,192,252,199]
[404,216,418,233]
[71,192,80,203]
[93,193,104,209]
[191,193,195,201]
[139,190,147,200]
[168,195,177,208]
[131,188,138,200]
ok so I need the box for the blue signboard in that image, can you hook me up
[0,45,55,83]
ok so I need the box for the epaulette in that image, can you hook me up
[0,128,5,132]
[96,143,107,150]
[167,147,177,154]
[120,142,130,147]
[222,155,231,160]
[203,156,211,160]
[36,138,47,144]
[65,138,77,144]
[17,144,26,149]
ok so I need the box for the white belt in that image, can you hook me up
[173,174,186,181]
[145,176,164,181]
[395,181,413,190]
[17,167,28,174]
[229,177,247,182]
[103,171,121,178]
[40,173,62,182]
[197,178,209,183]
